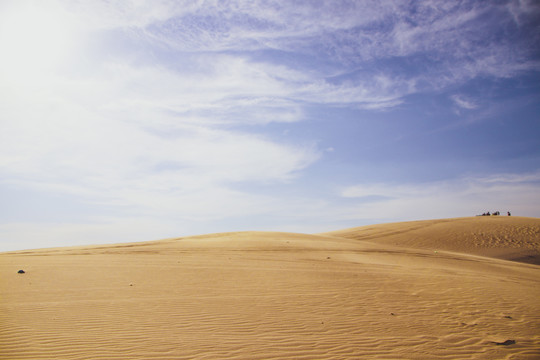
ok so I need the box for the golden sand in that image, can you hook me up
[1,216,539,359]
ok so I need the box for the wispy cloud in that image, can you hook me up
[341,172,540,220]
[39,0,537,116]
[0,86,319,193]
[451,95,478,110]
[506,0,540,26]
[0,53,320,226]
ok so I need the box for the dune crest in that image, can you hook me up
[1,217,539,359]
[324,216,540,264]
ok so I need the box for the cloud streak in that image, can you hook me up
[452,95,478,110]
[57,0,540,110]
[341,173,540,220]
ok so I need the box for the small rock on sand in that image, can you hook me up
[492,340,516,346]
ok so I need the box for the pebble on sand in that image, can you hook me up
[493,340,516,346]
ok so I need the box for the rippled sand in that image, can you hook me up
[1,216,539,359]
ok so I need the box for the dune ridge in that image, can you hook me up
[323,216,540,264]
[1,217,539,359]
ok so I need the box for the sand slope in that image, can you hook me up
[1,217,539,359]
[324,216,540,264]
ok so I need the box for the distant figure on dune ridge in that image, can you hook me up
[478,211,506,216]
[508,211,511,216]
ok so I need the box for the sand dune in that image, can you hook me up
[324,216,540,265]
[1,217,539,359]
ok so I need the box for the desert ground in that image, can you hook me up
[1,216,539,359]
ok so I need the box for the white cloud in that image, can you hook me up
[451,95,478,110]
[135,1,396,53]
[39,0,537,114]
[341,173,540,220]
[59,0,200,30]
[69,58,307,125]
[0,52,321,233]
[506,0,540,26]
[0,89,318,192]
[472,172,540,184]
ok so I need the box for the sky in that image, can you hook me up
[1,0,540,251]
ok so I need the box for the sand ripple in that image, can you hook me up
[1,217,539,359]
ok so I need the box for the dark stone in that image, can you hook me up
[17,269,25,274]
[493,340,516,346]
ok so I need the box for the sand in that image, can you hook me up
[1,216,539,359]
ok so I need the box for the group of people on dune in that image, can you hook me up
[479,211,510,216]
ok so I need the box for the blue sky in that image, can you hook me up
[1,0,539,251]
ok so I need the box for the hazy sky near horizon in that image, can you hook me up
[1,0,540,251]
